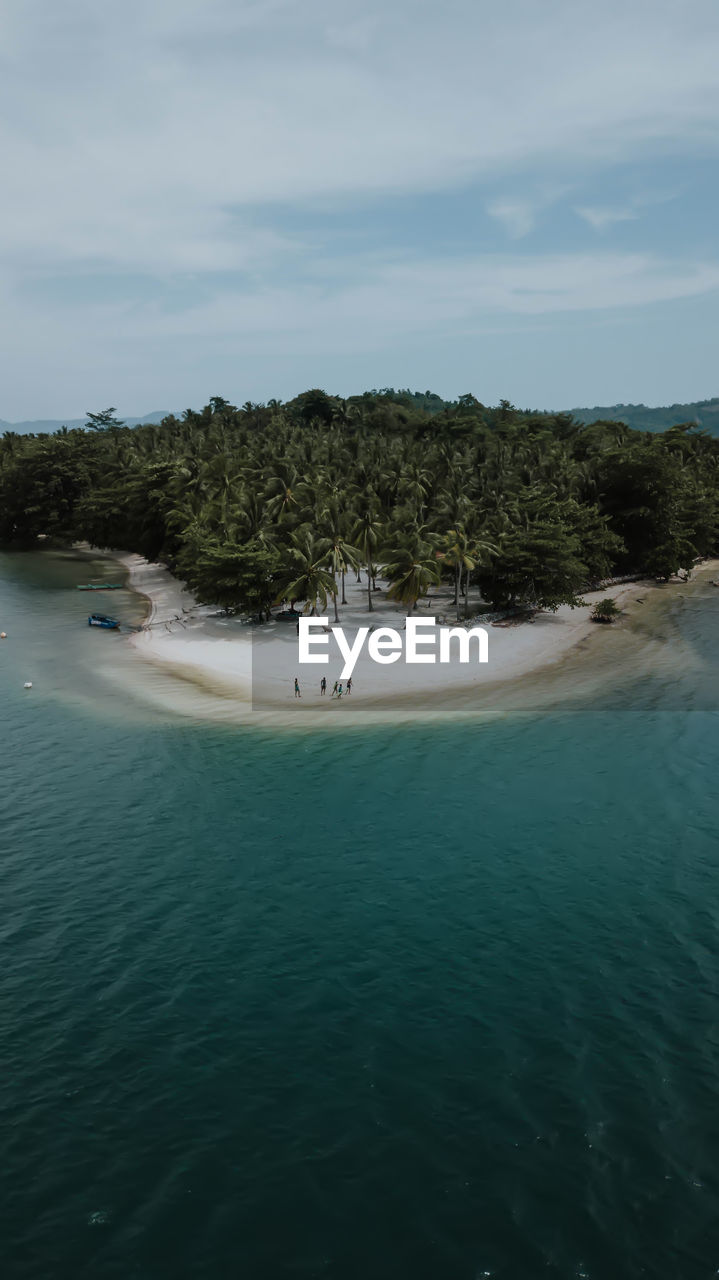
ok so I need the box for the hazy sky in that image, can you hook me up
[2,0,719,419]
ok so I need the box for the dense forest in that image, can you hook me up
[4,392,719,437]
[1,390,717,619]
[6,391,716,437]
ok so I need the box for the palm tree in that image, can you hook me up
[351,502,383,612]
[463,533,498,618]
[278,530,337,617]
[437,527,476,621]
[396,463,432,519]
[382,531,441,616]
[263,462,312,525]
[436,524,499,620]
[316,499,361,613]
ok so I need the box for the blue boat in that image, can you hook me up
[88,614,120,629]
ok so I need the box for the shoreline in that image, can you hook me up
[112,552,719,727]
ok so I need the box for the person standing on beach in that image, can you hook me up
[294,677,301,698]
[331,681,338,697]
[320,677,327,695]
[337,682,343,698]
[346,678,352,694]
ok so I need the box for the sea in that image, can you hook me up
[2,548,719,1280]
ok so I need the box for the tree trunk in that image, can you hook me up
[367,560,374,612]
[341,567,347,605]
[332,591,339,624]
[463,565,469,617]
[454,563,460,620]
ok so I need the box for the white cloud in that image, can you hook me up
[4,241,719,415]
[2,0,719,413]
[5,248,718,349]
[486,200,537,239]
[574,206,640,232]
[1,0,719,276]
[575,186,681,232]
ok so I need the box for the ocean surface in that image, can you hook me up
[2,549,719,1280]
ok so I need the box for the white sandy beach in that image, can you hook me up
[114,552,719,726]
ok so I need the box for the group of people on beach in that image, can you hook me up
[293,676,352,699]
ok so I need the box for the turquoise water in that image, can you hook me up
[2,552,719,1279]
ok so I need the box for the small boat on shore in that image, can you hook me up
[77,583,123,591]
[88,614,120,629]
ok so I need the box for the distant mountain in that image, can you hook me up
[0,411,172,435]
[567,397,719,435]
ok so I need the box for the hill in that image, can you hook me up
[370,392,719,435]
[3,394,719,437]
[567,398,719,435]
[0,411,171,435]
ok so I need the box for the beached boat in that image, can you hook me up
[88,614,120,629]
[77,583,123,590]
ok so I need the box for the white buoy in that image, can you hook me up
[24,681,33,689]
[0,632,6,639]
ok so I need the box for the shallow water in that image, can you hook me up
[2,551,719,1279]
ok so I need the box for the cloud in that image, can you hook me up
[486,200,537,239]
[2,1,719,413]
[2,246,718,416]
[2,0,719,276]
[574,206,640,232]
[575,185,681,233]
[6,249,719,350]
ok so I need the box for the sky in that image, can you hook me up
[2,0,719,420]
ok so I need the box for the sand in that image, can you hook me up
[113,552,718,728]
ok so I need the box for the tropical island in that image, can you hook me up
[1,390,717,718]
